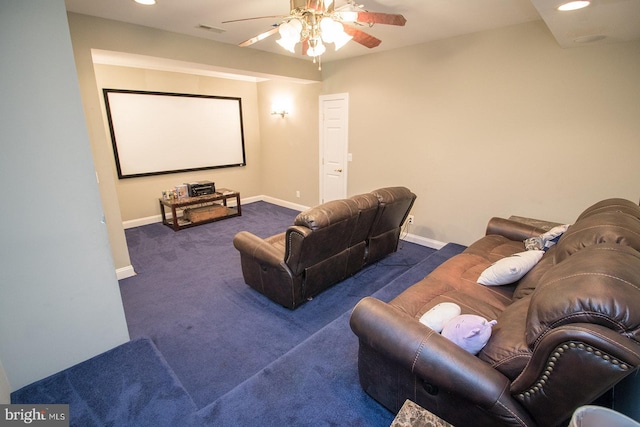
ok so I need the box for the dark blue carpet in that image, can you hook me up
[194,243,465,427]
[12,201,464,426]
[119,201,437,409]
[12,337,197,427]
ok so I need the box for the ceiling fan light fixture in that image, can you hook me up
[276,19,303,52]
[557,1,590,11]
[319,17,338,42]
[332,29,353,51]
[229,1,405,69]
[307,39,326,57]
[319,18,352,51]
[279,20,302,39]
[276,37,298,53]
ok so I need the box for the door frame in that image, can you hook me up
[319,92,349,204]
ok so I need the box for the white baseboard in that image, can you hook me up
[116,265,136,280]
[401,232,446,250]
[120,197,442,252]
[123,215,162,229]
[121,195,304,230]
[257,196,309,212]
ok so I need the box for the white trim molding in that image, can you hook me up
[257,195,309,212]
[120,196,443,252]
[401,232,446,250]
[116,265,136,280]
[123,215,162,229]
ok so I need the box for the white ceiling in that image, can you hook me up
[64,0,640,64]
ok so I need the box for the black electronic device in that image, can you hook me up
[187,181,215,197]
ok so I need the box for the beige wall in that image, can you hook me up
[322,20,640,245]
[257,79,323,206]
[93,65,264,222]
[92,66,323,222]
[68,13,321,272]
[72,14,640,258]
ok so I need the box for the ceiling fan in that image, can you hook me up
[222,0,407,69]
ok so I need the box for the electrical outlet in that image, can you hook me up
[296,190,300,198]
[407,215,414,225]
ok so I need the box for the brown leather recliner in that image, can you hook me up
[350,198,640,426]
[233,187,416,309]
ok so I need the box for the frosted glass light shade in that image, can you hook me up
[307,40,326,57]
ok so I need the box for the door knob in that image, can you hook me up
[335,169,343,172]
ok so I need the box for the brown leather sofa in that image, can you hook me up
[350,198,640,427]
[233,187,416,309]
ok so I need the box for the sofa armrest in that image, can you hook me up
[233,231,286,268]
[485,217,549,242]
[350,297,515,410]
[510,324,640,426]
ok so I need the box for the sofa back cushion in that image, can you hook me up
[478,296,532,380]
[553,211,640,263]
[525,243,640,347]
[348,193,380,245]
[576,198,640,222]
[285,198,360,275]
[514,199,640,300]
[366,187,416,264]
[481,243,640,380]
[512,246,557,300]
[369,187,416,237]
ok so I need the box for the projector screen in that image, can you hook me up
[103,89,246,179]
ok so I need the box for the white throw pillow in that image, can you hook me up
[477,250,545,286]
[419,302,461,333]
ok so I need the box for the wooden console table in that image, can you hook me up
[159,188,241,231]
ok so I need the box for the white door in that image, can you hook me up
[319,93,349,203]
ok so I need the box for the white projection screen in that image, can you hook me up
[103,89,246,178]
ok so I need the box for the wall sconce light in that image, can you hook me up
[271,101,290,118]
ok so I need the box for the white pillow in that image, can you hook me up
[419,302,461,332]
[477,250,544,286]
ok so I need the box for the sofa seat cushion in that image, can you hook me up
[478,296,532,380]
[390,251,516,321]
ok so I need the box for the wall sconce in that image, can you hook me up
[271,101,290,118]
[271,108,289,118]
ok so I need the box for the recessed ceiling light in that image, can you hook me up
[134,0,156,5]
[557,1,590,11]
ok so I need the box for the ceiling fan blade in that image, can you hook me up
[222,15,285,24]
[238,27,279,47]
[356,11,406,26]
[343,26,381,48]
